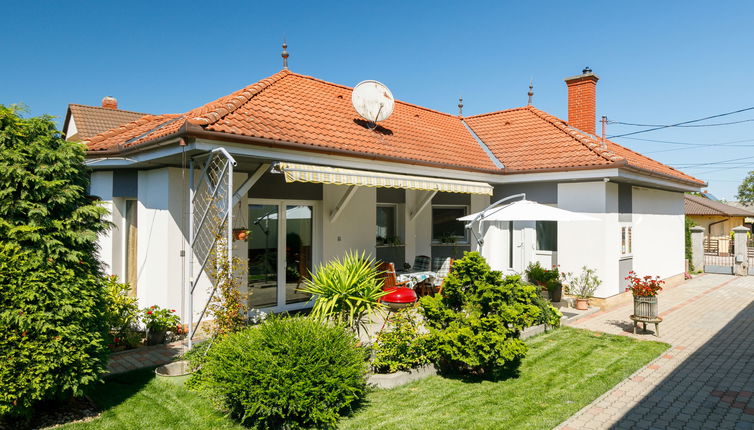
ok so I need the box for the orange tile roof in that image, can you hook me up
[464,106,704,184]
[65,104,148,141]
[84,70,703,185]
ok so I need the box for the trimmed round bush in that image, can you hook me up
[187,316,368,429]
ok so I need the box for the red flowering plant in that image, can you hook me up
[141,305,181,332]
[625,271,664,297]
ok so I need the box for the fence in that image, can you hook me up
[704,237,734,274]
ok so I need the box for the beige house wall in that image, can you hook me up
[688,215,746,238]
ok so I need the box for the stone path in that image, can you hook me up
[558,274,754,430]
[107,339,189,375]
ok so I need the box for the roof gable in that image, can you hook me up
[65,104,148,142]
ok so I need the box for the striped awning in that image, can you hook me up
[275,162,493,195]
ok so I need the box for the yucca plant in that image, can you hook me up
[300,251,387,334]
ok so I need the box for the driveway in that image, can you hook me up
[558,274,754,430]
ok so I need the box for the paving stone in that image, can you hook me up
[556,275,754,430]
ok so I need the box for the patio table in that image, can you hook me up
[396,271,436,289]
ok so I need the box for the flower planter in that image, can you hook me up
[232,229,249,241]
[633,296,658,318]
[146,329,167,345]
[549,285,563,303]
[575,298,589,310]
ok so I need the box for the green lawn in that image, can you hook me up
[63,327,667,430]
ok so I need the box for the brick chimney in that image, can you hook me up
[101,96,118,110]
[564,67,599,135]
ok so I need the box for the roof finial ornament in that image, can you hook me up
[281,40,289,70]
[458,97,464,117]
[527,79,534,105]
[583,66,592,74]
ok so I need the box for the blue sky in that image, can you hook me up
[4,1,754,199]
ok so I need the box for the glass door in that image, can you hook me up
[248,201,317,310]
[248,204,279,308]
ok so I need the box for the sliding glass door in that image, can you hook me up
[248,200,317,311]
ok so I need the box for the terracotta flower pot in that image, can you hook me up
[232,229,249,241]
[575,298,589,310]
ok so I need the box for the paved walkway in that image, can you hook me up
[107,339,189,374]
[558,274,754,430]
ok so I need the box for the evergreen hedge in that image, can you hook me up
[0,105,110,417]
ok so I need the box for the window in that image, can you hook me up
[536,221,558,251]
[432,206,468,243]
[620,224,633,256]
[376,205,397,245]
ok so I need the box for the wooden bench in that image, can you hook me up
[630,315,662,337]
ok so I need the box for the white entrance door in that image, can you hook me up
[247,199,320,312]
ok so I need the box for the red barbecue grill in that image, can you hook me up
[378,262,417,311]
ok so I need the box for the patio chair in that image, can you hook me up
[377,262,410,291]
[431,256,446,272]
[413,255,431,272]
[433,258,454,296]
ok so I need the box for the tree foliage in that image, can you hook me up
[737,171,754,205]
[0,105,110,417]
[420,252,542,377]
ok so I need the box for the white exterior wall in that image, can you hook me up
[404,190,432,263]
[90,171,117,275]
[558,182,620,298]
[136,168,185,313]
[470,194,491,253]
[632,187,685,280]
[322,185,376,262]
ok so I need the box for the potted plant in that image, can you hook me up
[562,266,601,310]
[142,305,181,345]
[525,262,563,302]
[625,271,663,318]
[232,228,250,241]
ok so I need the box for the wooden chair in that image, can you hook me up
[413,255,431,272]
[377,262,409,292]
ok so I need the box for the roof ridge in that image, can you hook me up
[187,70,292,126]
[68,103,149,116]
[285,71,463,119]
[464,105,534,119]
[525,106,623,164]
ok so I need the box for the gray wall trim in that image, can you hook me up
[461,120,505,169]
[377,188,405,203]
[493,182,558,205]
[433,192,471,205]
[113,170,138,198]
[249,171,323,200]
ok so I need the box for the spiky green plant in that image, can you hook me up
[300,251,387,334]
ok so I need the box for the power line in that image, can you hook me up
[619,136,754,146]
[670,155,754,168]
[606,106,754,139]
[609,118,754,128]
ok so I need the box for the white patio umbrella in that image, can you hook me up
[458,199,597,222]
[458,193,597,249]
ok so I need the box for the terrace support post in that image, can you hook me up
[690,226,705,273]
[733,226,749,276]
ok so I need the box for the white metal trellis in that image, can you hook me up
[188,148,236,348]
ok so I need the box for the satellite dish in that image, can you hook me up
[352,80,395,123]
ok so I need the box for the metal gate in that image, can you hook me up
[704,237,734,274]
[188,148,236,347]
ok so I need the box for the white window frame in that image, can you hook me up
[431,204,470,244]
[620,222,633,257]
[376,203,399,246]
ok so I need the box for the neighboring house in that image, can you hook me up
[685,194,754,236]
[74,63,704,320]
[63,97,148,142]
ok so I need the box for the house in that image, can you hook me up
[69,58,704,321]
[685,194,754,237]
[63,97,149,142]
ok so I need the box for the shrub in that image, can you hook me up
[525,262,562,297]
[372,307,431,373]
[420,252,541,376]
[0,244,109,418]
[531,295,563,328]
[187,316,368,429]
[103,275,140,347]
[299,251,387,334]
[0,106,110,418]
